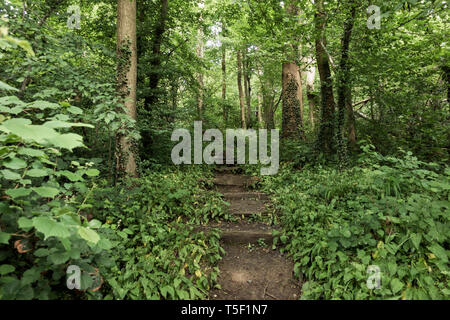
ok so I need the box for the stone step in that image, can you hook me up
[221,192,269,201]
[228,199,268,216]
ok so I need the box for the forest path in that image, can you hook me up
[207,167,302,300]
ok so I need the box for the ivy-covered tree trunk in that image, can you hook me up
[281,2,304,139]
[116,0,138,178]
[337,1,357,150]
[237,49,247,129]
[315,0,336,153]
[144,0,169,108]
[282,62,304,139]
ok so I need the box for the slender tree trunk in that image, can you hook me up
[243,48,252,127]
[196,26,204,120]
[303,56,318,130]
[237,50,247,129]
[117,0,138,178]
[315,0,336,153]
[257,90,263,127]
[222,44,227,125]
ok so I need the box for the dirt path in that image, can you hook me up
[207,167,302,300]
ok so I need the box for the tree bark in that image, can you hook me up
[144,0,169,108]
[243,48,252,127]
[281,2,304,139]
[237,50,247,129]
[337,1,357,150]
[222,44,227,125]
[282,63,304,138]
[314,0,336,153]
[196,26,204,120]
[117,0,138,178]
[303,56,318,130]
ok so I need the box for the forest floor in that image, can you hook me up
[207,167,302,300]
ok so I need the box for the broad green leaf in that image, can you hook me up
[391,278,404,294]
[67,106,83,114]
[0,232,11,244]
[32,216,71,239]
[33,186,60,198]
[85,168,100,177]
[3,157,27,170]
[18,217,33,231]
[0,264,15,275]
[17,147,46,158]
[5,187,32,198]
[1,169,21,180]
[26,168,48,178]
[428,244,448,263]
[78,227,100,244]
[0,80,18,92]
[43,120,94,129]
[45,133,84,151]
[26,100,59,110]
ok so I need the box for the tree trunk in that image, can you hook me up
[315,0,336,153]
[117,0,138,178]
[282,63,304,139]
[303,56,318,130]
[144,0,169,108]
[237,50,247,129]
[196,26,204,120]
[281,2,304,139]
[257,90,263,127]
[222,44,227,125]
[243,48,252,127]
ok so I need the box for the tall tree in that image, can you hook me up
[117,0,138,177]
[281,2,304,139]
[196,0,205,120]
[243,48,252,127]
[303,55,319,130]
[144,0,169,108]
[314,0,336,153]
[237,49,247,129]
[337,1,358,150]
[222,43,227,125]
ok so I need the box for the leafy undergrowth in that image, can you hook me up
[262,145,449,300]
[86,167,227,300]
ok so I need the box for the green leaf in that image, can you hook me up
[85,168,100,177]
[410,233,422,250]
[67,106,83,115]
[26,100,59,110]
[0,264,15,275]
[17,147,45,158]
[78,227,100,244]
[428,244,448,263]
[43,120,94,129]
[3,157,27,170]
[0,232,11,244]
[34,248,49,257]
[1,169,21,180]
[33,186,60,198]
[391,278,404,294]
[0,80,18,92]
[26,168,48,178]
[5,187,32,198]
[45,133,84,151]
[32,216,71,240]
[18,217,33,231]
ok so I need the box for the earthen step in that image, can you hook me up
[221,192,269,201]
[196,223,276,244]
[213,174,250,186]
[214,166,243,173]
[228,199,268,216]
